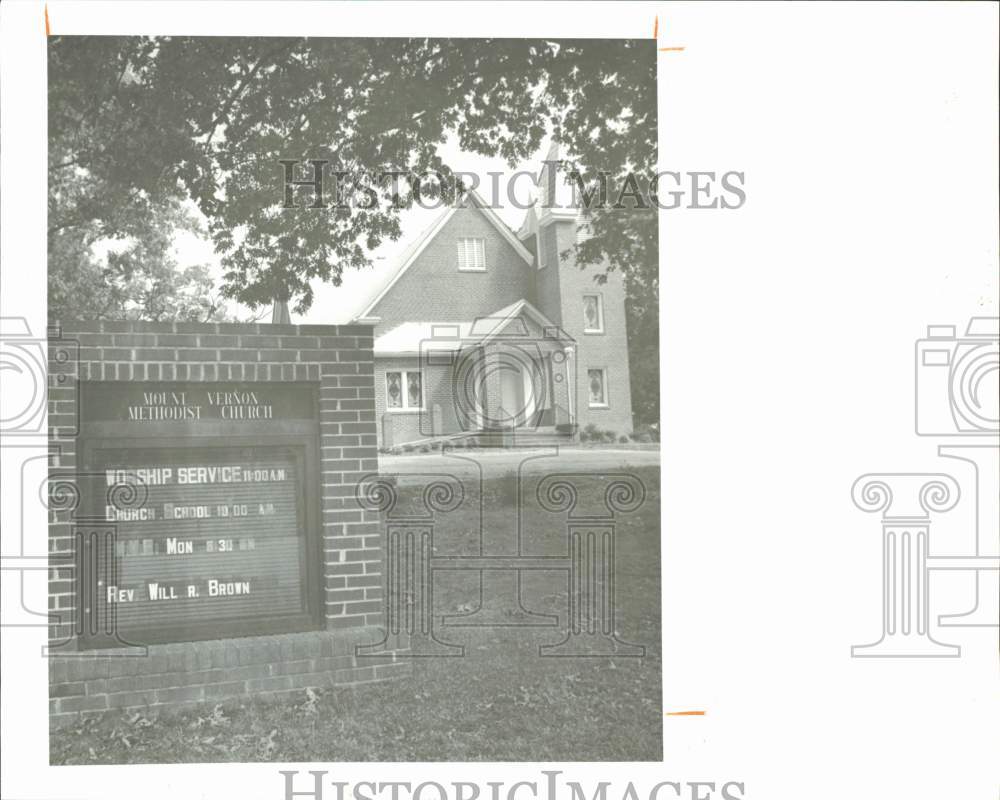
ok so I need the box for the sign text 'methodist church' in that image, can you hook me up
[126,388,275,421]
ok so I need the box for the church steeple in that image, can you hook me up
[271,297,291,325]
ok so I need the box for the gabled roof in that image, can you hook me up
[373,298,571,356]
[356,189,534,320]
[473,298,558,340]
[373,321,476,355]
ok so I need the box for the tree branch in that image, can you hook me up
[201,42,296,145]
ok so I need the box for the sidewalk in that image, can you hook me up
[379,446,660,479]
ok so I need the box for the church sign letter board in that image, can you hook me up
[77,382,322,647]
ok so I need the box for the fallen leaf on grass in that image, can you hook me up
[258,728,278,759]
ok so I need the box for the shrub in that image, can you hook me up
[579,431,590,443]
[419,445,431,453]
[403,443,415,452]
[632,423,660,443]
[619,435,630,444]
[603,430,617,443]
[583,422,602,439]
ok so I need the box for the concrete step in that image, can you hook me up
[463,428,576,448]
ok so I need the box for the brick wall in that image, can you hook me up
[47,320,407,725]
[48,630,407,726]
[534,225,564,326]
[369,205,535,337]
[546,219,635,436]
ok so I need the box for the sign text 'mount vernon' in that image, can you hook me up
[128,389,274,421]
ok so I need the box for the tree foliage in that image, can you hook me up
[50,200,237,323]
[48,35,658,423]
[48,38,233,322]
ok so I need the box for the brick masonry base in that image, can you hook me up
[48,627,410,728]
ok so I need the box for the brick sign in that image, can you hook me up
[47,321,397,721]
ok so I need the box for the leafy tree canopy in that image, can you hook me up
[48,35,657,422]
[49,36,656,311]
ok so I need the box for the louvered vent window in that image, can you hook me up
[457,238,486,271]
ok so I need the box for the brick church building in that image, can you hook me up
[355,150,634,448]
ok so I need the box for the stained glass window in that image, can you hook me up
[386,372,402,408]
[386,370,423,410]
[583,295,603,332]
[588,369,607,407]
[407,372,422,408]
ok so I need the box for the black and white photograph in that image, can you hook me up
[44,32,662,763]
[1,3,997,799]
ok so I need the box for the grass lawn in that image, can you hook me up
[50,465,661,764]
